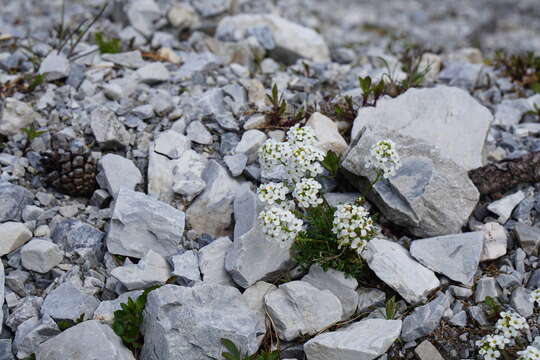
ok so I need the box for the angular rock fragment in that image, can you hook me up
[41,283,99,321]
[304,319,402,360]
[0,182,33,222]
[0,222,32,256]
[264,281,342,341]
[21,239,63,273]
[106,188,185,258]
[111,250,171,290]
[199,237,234,286]
[410,232,483,286]
[362,239,440,304]
[141,284,264,360]
[96,154,142,196]
[400,292,452,341]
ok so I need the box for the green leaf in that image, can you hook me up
[532,82,540,94]
[321,150,340,177]
[95,32,121,54]
[358,76,372,94]
[385,296,397,319]
[221,338,244,360]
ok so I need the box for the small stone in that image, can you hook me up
[199,237,234,286]
[186,120,213,145]
[235,130,267,163]
[449,286,473,299]
[511,287,534,318]
[414,340,445,360]
[96,154,142,196]
[101,51,146,69]
[264,281,342,341]
[106,188,185,258]
[475,222,507,261]
[0,222,32,256]
[356,288,386,313]
[302,265,358,319]
[243,114,267,130]
[37,320,135,360]
[136,62,170,84]
[362,238,440,304]
[171,150,208,201]
[167,3,200,30]
[21,239,63,273]
[41,283,99,321]
[0,183,34,222]
[0,98,40,136]
[400,293,452,341]
[304,319,402,360]
[224,153,248,176]
[38,52,70,81]
[13,315,60,359]
[410,232,483,286]
[186,161,238,237]
[306,112,348,155]
[487,190,526,224]
[111,250,171,290]
[514,223,540,255]
[193,0,231,17]
[51,219,104,252]
[0,339,13,360]
[90,189,111,208]
[448,311,468,327]
[170,250,201,285]
[475,277,501,303]
[5,296,42,330]
[90,107,131,150]
[467,305,488,326]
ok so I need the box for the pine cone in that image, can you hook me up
[41,138,97,197]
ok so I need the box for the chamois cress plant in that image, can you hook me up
[256,124,400,278]
[476,290,540,360]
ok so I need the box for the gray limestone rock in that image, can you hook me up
[410,232,484,286]
[41,283,99,321]
[342,125,479,238]
[37,320,134,360]
[264,281,343,341]
[400,292,452,341]
[362,239,440,304]
[93,290,144,324]
[20,239,63,273]
[514,223,540,255]
[90,107,131,150]
[0,183,33,222]
[51,219,104,253]
[96,154,142,196]
[199,237,234,286]
[111,250,171,290]
[225,187,292,288]
[304,319,402,360]
[106,188,185,258]
[140,284,265,360]
[302,265,359,319]
[170,250,201,285]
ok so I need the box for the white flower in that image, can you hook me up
[518,346,540,360]
[259,140,290,172]
[258,206,303,247]
[287,124,318,147]
[530,289,540,305]
[332,202,376,254]
[496,311,529,339]
[286,145,325,182]
[477,334,508,360]
[293,178,323,208]
[258,182,290,207]
[365,139,401,178]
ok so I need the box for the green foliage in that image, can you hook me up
[112,285,160,353]
[494,50,540,91]
[525,104,540,119]
[377,48,429,98]
[24,74,44,91]
[321,150,340,178]
[266,83,287,126]
[291,202,367,279]
[221,338,279,360]
[358,75,385,106]
[56,313,85,331]
[94,32,121,54]
[21,124,45,142]
[483,296,502,321]
[385,296,398,319]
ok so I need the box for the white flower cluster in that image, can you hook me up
[518,346,540,360]
[293,178,323,208]
[495,311,529,339]
[332,203,376,255]
[365,139,401,178]
[258,207,303,248]
[476,335,509,360]
[258,124,325,183]
[529,289,540,305]
[258,182,290,207]
[477,310,530,360]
